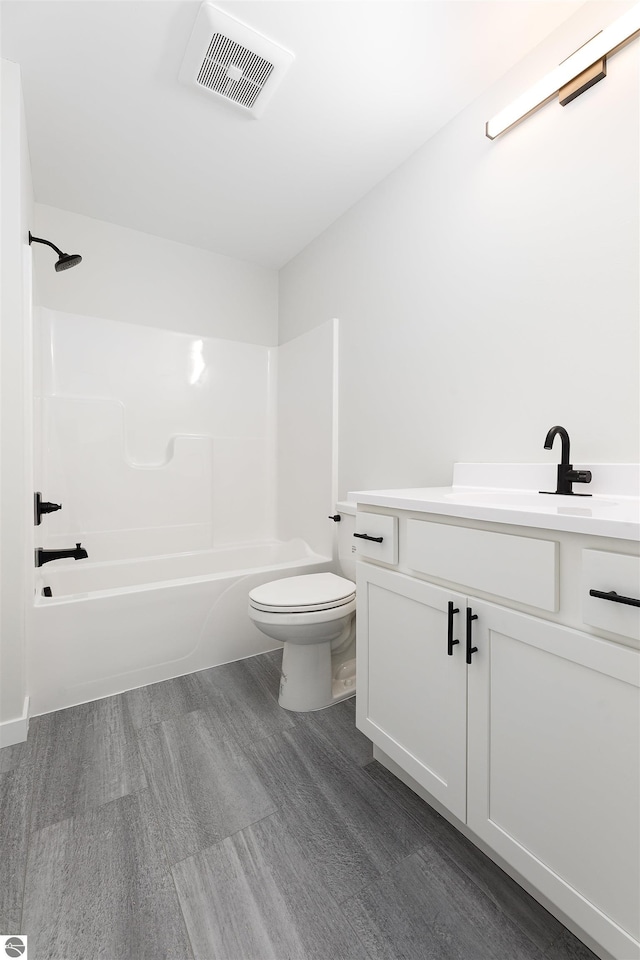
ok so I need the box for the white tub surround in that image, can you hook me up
[31,540,331,716]
[349,462,640,541]
[353,464,639,960]
[36,310,278,559]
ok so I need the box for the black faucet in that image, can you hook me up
[35,543,88,567]
[541,426,592,496]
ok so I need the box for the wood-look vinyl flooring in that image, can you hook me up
[0,650,600,960]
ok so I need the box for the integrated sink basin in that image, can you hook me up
[443,490,619,509]
[348,463,640,541]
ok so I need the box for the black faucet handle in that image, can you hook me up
[567,469,592,484]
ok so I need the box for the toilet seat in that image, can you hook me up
[250,594,355,614]
[249,572,356,614]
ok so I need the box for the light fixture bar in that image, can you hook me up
[486,3,640,139]
[558,58,606,107]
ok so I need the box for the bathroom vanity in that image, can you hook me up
[350,465,640,960]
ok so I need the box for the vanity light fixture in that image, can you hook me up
[486,3,640,139]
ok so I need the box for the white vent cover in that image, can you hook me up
[179,4,294,118]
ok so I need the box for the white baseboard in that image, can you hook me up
[0,695,29,747]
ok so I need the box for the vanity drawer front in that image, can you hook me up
[405,520,558,611]
[354,512,398,565]
[581,550,640,641]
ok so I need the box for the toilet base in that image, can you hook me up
[330,673,356,706]
[278,641,356,712]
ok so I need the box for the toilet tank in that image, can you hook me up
[335,500,357,582]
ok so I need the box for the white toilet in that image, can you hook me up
[248,502,357,712]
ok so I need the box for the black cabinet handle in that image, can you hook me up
[353,533,384,543]
[589,589,640,608]
[328,515,341,522]
[466,607,478,664]
[447,601,460,656]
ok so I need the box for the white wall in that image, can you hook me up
[0,59,34,744]
[279,3,640,497]
[33,204,278,345]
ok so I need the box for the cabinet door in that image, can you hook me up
[356,563,467,821]
[467,599,640,960]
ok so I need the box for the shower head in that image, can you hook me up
[29,232,82,271]
[55,251,83,272]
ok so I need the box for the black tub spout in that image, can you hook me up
[35,543,88,567]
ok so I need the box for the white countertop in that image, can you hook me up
[348,464,640,541]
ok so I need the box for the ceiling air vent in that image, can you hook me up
[179,4,294,119]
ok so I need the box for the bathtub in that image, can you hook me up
[30,538,332,716]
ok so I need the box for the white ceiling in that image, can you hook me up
[1,0,583,268]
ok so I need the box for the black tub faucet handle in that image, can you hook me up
[34,492,62,525]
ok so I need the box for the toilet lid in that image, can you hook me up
[249,572,356,613]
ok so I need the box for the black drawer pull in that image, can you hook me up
[589,589,640,608]
[353,533,384,543]
[466,607,478,664]
[447,601,460,656]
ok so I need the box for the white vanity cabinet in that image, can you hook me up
[355,511,640,960]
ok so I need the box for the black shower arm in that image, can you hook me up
[29,232,65,257]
